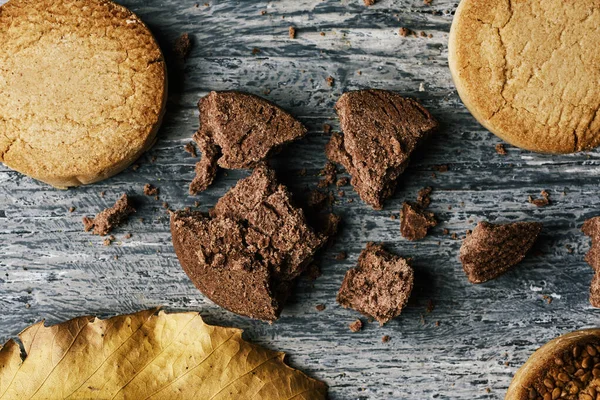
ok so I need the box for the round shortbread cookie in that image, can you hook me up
[449,0,600,154]
[0,0,167,187]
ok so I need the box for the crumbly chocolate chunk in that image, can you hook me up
[183,142,197,157]
[495,143,507,155]
[326,90,438,209]
[82,194,135,236]
[400,202,437,241]
[459,221,542,284]
[529,190,550,207]
[337,242,414,325]
[349,319,363,332]
[289,26,296,39]
[189,91,307,194]
[172,166,326,321]
[582,217,600,307]
[173,33,192,60]
[318,161,337,188]
[143,184,159,197]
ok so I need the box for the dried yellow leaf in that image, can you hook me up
[0,309,327,399]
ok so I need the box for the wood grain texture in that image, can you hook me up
[1,0,599,399]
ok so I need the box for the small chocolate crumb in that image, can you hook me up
[162,202,170,209]
[143,184,159,197]
[132,164,140,171]
[316,304,326,312]
[289,26,296,39]
[542,295,553,304]
[349,319,363,332]
[296,168,307,177]
[400,202,437,241]
[103,238,113,246]
[323,124,332,135]
[426,300,435,313]
[382,335,391,343]
[434,165,449,173]
[443,228,449,235]
[305,263,322,281]
[173,33,192,60]
[419,31,427,37]
[151,155,157,163]
[99,191,106,198]
[318,161,337,188]
[335,251,347,261]
[326,76,335,87]
[363,0,375,5]
[184,142,197,157]
[320,32,325,36]
[252,47,260,55]
[337,190,345,197]
[68,207,75,213]
[495,143,507,155]
[123,233,132,239]
[83,194,135,236]
[417,187,433,209]
[528,190,550,207]
[399,27,411,37]
[260,10,266,15]
[336,177,349,187]
[424,0,432,5]
[451,233,458,240]
[435,321,440,327]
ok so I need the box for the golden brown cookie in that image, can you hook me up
[0,0,167,187]
[449,0,600,154]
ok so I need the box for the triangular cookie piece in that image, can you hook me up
[337,243,414,325]
[326,90,438,209]
[189,91,306,194]
[460,221,542,283]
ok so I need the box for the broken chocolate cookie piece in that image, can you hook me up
[337,242,414,325]
[82,194,135,236]
[582,217,600,307]
[400,202,437,241]
[459,221,542,284]
[189,91,307,194]
[326,90,438,209]
[173,166,326,321]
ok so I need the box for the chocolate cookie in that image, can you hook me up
[582,216,600,307]
[172,166,327,321]
[337,243,414,325]
[460,221,542,283]
[449,0,600,153]
[326,90,438,209]
[0,0,166,188]
[189,91,307,194]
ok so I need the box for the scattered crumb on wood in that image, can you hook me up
[336,177,349,187]
[495,143,508,155]
[426,300,435,313]
[318,162,337,188]
[434,165,449,173]
[542,295,553,304]
[363,0,375,5]
[305,263,322,281]
[184,142,197,157]
[173,33,192,60]
[289,26,296,39]
[143,184,159,197]
[132,164,140,171]
[68,207,75,213]
[528,190,550,207]
[335,251,347,260]
[123,233,132,239]
[399,27,411,37]
[349,319,363,332]
[382,335,391,343]
[252,47,260,55]
[326,76,335,87]
[323,124,332,135]
[316,304,326,311]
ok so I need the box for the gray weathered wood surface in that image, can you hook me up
[1,0,599,398]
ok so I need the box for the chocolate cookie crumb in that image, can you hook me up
[316,304,326,311]
[123,233,132,239]
[326,90,438,209]
[305,263,322,281]
[326,76,335,87]
[143,184,159,197]
[400,202,437,241]
[382,335,391,343]
[460,221,542,283]
[426,300,435,313]
[495,143,507,155]
[582,217,600,307]
[338,243,414,325]
[417,186,433,208]
[363,0,375,5]
[252,47,260,55]
[434,164,449,173]
[184,142,197,157]
[443,228,449,235]
[349,319,363,332]
[424,0,432,5]
[173,33,192,60]
[336,177,349,187]
[335,251,347,261]
[399,27,411,37]
[323,124,332,135]
[289,26,296,39]
[83,194,135,236]
[68,207,75,213]
[318,161,337,188]
[529,190,550,207]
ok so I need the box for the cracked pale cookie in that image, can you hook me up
[0,0,167,187]
[449,0,600,153]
